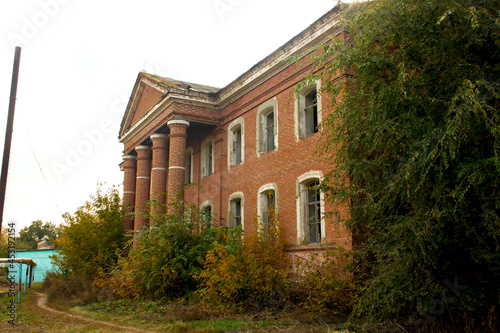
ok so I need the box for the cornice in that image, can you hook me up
[215,9,341,108]
[119,92,217,144]
[119,7,342,145]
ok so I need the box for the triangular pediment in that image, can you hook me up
[119,72,173,138]
[119,72,221,140]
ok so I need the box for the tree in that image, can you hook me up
[307,0,500,325]
[0,229,8,259]
[17,220,57,250]
[51,185,125,279]
[112,200,222,299]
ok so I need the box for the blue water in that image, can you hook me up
[8,249,56,284]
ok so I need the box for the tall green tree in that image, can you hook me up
[18,220,57,249]
[0,229,8,259]
[52,185,125,278]
[308,0,500,323]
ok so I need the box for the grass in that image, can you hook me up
[0,284,353,332]
[75,298,343,332]
[0,285,140,332]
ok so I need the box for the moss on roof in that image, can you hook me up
[141,72,220,94]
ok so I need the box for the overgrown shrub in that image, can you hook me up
[41,271,96,305]
[51,184,125,280]
[197,213,290,310]
[291,247,354,317]
[111,200,223,299]
[302,0,500,325]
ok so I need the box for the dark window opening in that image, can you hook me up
[234,128,242,164]
[265,112,275,152]
[307,181,321,244]
[304,89,318,137]
[207,143,213,176]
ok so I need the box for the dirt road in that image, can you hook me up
[2,292,155,333]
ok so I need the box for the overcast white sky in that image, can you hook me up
[0,0,342,232]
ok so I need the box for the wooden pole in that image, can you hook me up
[0,46,21,234]
[24,264,28,292]
[17,263,21,303]
[28,265,33,288]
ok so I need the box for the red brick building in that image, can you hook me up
[118,7,351,259]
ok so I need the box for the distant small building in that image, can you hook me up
[37,238,55,250]
[9,249,56,283]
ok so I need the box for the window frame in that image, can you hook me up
[256,98,278,156]
[295,81,322,140]
[227,118,245,167]
[201,137,214,178]
[185,146,194,184]
[257,183,279,232]
[227,192,244,228]
[200,200,215,227]
[296,171,325,245]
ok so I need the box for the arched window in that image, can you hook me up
[295,81,322,139]
[200,200,214,226]
[296,171,324,244]
[185,146,193,184]
[257,183,279,233]
[228,118,244,166]
[201,137,214,177]
[228,192,244,228]
[256,98,278,155]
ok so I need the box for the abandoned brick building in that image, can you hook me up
[118,6,350,259]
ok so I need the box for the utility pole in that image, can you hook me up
[0,46,21,234]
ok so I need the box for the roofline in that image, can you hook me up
[119,6,342,143]
[215,6,342,107]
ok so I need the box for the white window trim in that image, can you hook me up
[257,183,279,230]
[256,98,278,156]
[201,137,214,178]
[185,146,194,184]
[200,200,215,211]
[296,171,325,245]
[227,117,245,167]
[227,192,245,229]
[200,199,215,222]
[294,80,322,140]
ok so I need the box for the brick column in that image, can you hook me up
[167,119,189,213]
[134,145,151,231]
[122,155,137,233]
[150,133,169,223]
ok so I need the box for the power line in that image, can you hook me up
[25,131,62,217]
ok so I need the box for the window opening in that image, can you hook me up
[185,150,192,184]
[232,199,241,227]
[234,127,242,164]
[307,181,321,243]
[304,89,318,136]
[265,112,275,152]
[262,190,275,232]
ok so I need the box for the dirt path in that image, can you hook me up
[33,292,156,332]
[2,291,157,333]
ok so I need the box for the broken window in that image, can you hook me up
[228,118,244,167]
[202,139,214,177]
[261,189,275,232]
[304,89,318,137]
[265,112,275,152]
[257,99,277,155]
[185,147,193,184]
[230,198,242,227]
[296,83,320,139]
[234,127,242,164]
[200,201,214,228]
[306,181,321,244]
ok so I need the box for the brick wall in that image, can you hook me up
[182,59,351,255]
[120,10,351,257]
